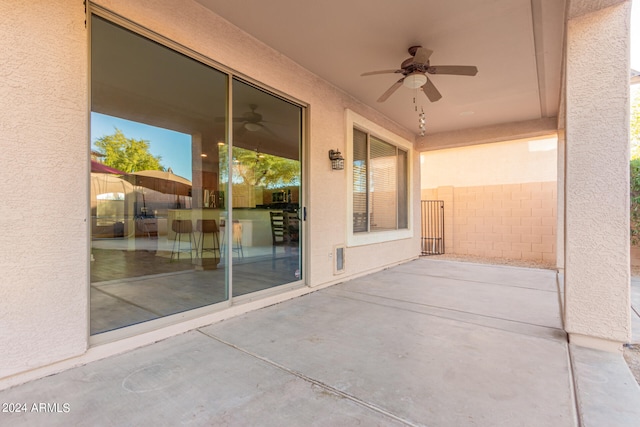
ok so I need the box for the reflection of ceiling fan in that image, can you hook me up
[233,104,277,138]
[216,104,277,138]
[237,104,264,130]
[361,46,478,103]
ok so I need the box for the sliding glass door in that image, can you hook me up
[228,79,302,297]
[89,14,303,335]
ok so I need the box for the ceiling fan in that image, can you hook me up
[235,104,267,132]
[218,104,277,138]
[361,46,478,103]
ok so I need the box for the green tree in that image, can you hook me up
[631,88,640,244]
[220,145,300,188]
[94,128,164,173]
[632,159,640,245]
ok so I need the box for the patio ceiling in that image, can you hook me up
[195,0,567,140]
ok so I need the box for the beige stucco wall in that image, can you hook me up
[421,137,557,262]
[0,3,89,379]
[0,0,420,384]
[563,1,631,350]
[421,137,558,188]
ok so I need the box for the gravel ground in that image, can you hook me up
[427,253,556,270]
[426,254,640,386]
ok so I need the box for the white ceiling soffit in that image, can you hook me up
[194,0,565,139]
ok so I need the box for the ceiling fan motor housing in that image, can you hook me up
[401,57,430,75]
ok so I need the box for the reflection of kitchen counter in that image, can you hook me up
[167,209,222,241]
[167,208,294,248]
[232,208,291,247]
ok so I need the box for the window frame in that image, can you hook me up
[346,109,413,247]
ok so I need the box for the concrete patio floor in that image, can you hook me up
[1,259,640,426]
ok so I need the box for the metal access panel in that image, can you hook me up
[421,200,445,255]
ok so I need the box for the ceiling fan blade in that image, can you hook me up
[377,78,404,102]
[412,47,433,64]
[361,69,402,76]
[428,65,478,76]
[422,79,442,102]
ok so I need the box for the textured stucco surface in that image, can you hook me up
[421,137,558,188]
[564,2,631,345]
[1,0,420,382]
[568,0,628,19]
[0,2,89,378]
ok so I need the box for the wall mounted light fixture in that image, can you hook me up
[329,149,344,170]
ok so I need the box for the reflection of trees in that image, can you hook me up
[353,160,367,226]
[219,145,300,188]
[94,128,165,173]
[630,90,640,244]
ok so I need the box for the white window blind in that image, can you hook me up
[353,128,368,232]
[352,128,408,233]
[370,136,397,231]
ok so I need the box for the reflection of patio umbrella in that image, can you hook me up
[90,172,134,212]
[125,170,192,196]
[91,160,125,175]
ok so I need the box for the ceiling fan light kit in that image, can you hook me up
[403,72,427,89]
[244,122,262,132]
[361,45,477,136]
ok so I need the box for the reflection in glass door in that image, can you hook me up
[229,79,302,297]
[89,15,229,335]
[89,14,304,336]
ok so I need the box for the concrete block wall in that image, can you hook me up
[422,181,557,262]
[631,246,640,267]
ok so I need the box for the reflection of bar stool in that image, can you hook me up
[171,219,195,261]
[221,219,244,258]
[196,219,220,258]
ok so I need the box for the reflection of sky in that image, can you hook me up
[91,112,193,181]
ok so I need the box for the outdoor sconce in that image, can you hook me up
[329,149,344,170]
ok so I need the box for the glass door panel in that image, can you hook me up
[89,15,228,335]
[230,79,302,296]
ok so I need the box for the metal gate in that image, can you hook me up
[421,200,444,255]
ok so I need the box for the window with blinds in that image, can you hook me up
[352,128,408,233]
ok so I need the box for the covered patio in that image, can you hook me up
[1,259,638,426]
[1,1,636,416]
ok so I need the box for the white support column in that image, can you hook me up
[564,0,632,352]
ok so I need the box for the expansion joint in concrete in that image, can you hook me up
[197,329,421,427]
